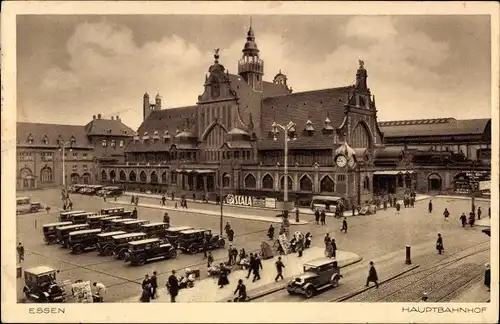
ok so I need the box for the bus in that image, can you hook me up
[16,196,42,214]
[310,196,343,214]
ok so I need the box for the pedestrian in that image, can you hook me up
[140,286,151,302]
[320,210,326,225]
[192,192,196,201]
[275,256,285,282]
[132,207,138,218]
[488,207,491,218]
[421,292,428,302]
[131,196,135,204]
[468,212,476,227]
[217,263,230,288]
[341,217,348,233]
[17,242,24,263]
[353,204,357,215]
[477,207,482,220]
[227,228,234,243]
[436,233,444,254]
[93,282,106,302]
[228,245,235,265]
[443,208,450,221]
[233,279,247,302]
[63,202,67,211]
[164,213,170,227]
[103,194,107,202]
[68,200,73,210]
[484,264,491,291]
[45,206,51,214]
[324,233,331,246]
[207,251,214,268]
[161,195,166,206]
[428,200,433,213]
[175,202,178,209]
[184,199,189,209]
[460,213,467,227]
[246,253,255,279]
[135,195,139,206]
[203,236,209,258]
[296,238,303,257]
[410,196,415,208]
[314,209,320,224]
[142,274,151,289]
[252,255,263,282]
[389,194,393,207]
[224,222,231,236]
[365,261,379,288]
[167,270,179,302]
[395,202,401,214]
[383,200,387,210]
[267,224,275,240]
[330,239,337,259]
[150,271,158,299]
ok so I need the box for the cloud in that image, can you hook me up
[22,17,485,130]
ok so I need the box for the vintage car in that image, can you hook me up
[164,226,194,248]
[87,215,106,229]
[96,231,126,256]
[56,223,90,248]
[112,232,148,259]
[108,218,136,231]
[120,210,136,218]
[286,258,342,298]
[42,221,73,244]
[140,222,169,239]
[123,238,177,266]
[64,213,92,225]
[16,196,42,214]
[23,266,65,303]
[67,228,103,254]
[100,216,123,230]
[100,207,125,216]
[178,229,225,254]
[59,210,86,222]
[121,220,150,233]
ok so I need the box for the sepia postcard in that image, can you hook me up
[1,1,499,323]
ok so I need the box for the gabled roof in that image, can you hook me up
[85,118,136,137]
[379,118,491,138]
[258,87,351,150]
[17,122,93,148]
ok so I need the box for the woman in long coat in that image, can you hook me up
[366,261,379,288]
[217,263,230,288]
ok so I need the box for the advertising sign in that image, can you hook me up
[479,180,491,191]
[278,233,291,254]
[265,198,277,209]
[71,281,94,303]
[225,194,253,207]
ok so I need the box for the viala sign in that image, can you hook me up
[225,194,253,207]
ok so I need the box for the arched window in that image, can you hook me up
[140,171,147,182]
[119,170,127,181]
[109,170,116,180]
[82,173,91,184]
[262,174,274,190]
[150,171,158,183]
[352,122,372,149]
[320,175,335,193]
[162,172,167,183]
[101,170,107,181]
[244,173,256,188]
[223,173,231,188]
[40,167,53,183]
[71,173,80,184]
[280,176,293,191]
[299,175,313,192]
[363,176,370,190]
[170,171,177,184]
[129,170,136,182]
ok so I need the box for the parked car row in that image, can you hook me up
[69,184,123,197]
[41,208,226,267]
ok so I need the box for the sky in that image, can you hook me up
[16,15,492,130]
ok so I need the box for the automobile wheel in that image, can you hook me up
[102,246,113,256]
[286,289,295,295]
[72,245,84,254]
[169,249,177,258]
[330,277,339,288]
[136,257,146,266]
[188,245,197,254]
[117,250,126,260]
[304,287,315,298]
[218,239,226,248]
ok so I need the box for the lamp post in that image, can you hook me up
[470,160,477,214]
[59,141,73,203]
[219,161,224,236]
[271,120,297,222]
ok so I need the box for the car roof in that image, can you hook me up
[123,220,149,224]
[180,229,209,234]
[58,224,89,230]
[102,207,124,211]
[167,226,194,232]
[142,222,167,227]
[25,266,56,275]
[88,215,105,219]
[72,212,98,216]
[129,238,160,245]
[17,196,30,200]
[304,257,337,267]
[113,232,146,239]
[111,218,135,223]
[98,231,126,237]
[61,210,86,215]
[43,221,73,227]
[101,216,122,220]
[69,228,102,236]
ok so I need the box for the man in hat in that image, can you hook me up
[341,217,348,233]
[365,261,379,289]
[460,213,467,227]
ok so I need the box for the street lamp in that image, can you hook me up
[59,141,73,201]
[470,160,477,214]
[219,161,224,236]
[271,120,297,224]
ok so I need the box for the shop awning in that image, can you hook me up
[195,170,215,174]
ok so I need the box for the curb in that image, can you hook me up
[331,264,420,302]
[110,200,309,225]
[242,256,364,302]
[434,195,491,202]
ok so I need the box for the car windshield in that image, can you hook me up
[303,265,318,273]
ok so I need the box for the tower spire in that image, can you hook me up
[238,19,264,92]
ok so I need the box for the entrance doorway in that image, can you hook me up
[427,173,442,191]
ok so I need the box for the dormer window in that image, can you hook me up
[176,129,180,134]
[70,136,76,146]
[102,139,107,147]
[143,132,149,140]
[42,135,49,145]
[153,130,160,140]
[305,119,315,132]
[27,134,34,144]
[56,136,63,145]
[133,135,140,142]
[110,140,116,148]
[323,116,334,135]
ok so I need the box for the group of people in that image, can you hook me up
[314,209,328,225]
[130,195,140,206]
[441,204,489,228]
[324,234,338,259]
[224,222,235,242]
[140,271,159,302]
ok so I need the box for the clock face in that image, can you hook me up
[347,156,356,168]
[336,155,348,168]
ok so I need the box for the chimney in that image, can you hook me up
[97,114,102,119]
[111,116,114,120]
[93,115,96,120]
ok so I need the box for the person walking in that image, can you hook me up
[192,192,196,201]
[436,233,444,254]
[45,206,51,214]
[320,210,326,225]
[207,251,214,268]
[460,213,467,227]
[167,270,179,302]
[484,263,491,291]
[224,222,232,237]
[428,200,433,213]
[131,195,135,205]
[142,274,151,289]
[103,194,107,202]
[267,225,275,240]
[275,256,285,282]
[150,271,158,299]
[140,286,151,302]
[477,207,482,220]
[296,238,304,257]
[443,208,450,221]
[171,192,175,201]
[227,228,235,243]
[365,261,379,288]
[161,195,166,206]
[203,236,209,258]
[468,212,476,227]
[17,242,25,263]
[217,263,230,288]
[252,255,263,282]
[330,239,337,259]
[314,209,320,225]
[246,253,255,279]
[341,217,348,233]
